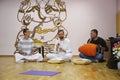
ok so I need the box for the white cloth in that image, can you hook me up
[15,53,43,63]
[46,38,73,61]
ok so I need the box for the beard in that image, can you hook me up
[59,36,64,40]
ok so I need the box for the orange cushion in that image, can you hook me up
[78,43,97,56]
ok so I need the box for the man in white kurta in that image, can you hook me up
[14,29,43,63]
[46,30,73,61]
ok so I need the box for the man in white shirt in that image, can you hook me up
[46,30,73,61]
[14,29,43,63]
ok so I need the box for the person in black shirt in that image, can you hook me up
[79,29,108,62]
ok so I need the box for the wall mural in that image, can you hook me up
[15,0,68,47]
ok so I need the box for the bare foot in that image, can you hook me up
[28,59,37,62]
[93,60,99,63]
[41,57,48,62]
[21,58,37,62]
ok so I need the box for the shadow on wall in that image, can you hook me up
[116,11,120,34]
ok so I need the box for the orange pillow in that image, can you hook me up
[78,43,97,56]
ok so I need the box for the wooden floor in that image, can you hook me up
[0,57,120,80]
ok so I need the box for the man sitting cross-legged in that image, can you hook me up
[46,30,73,61]
[79,29,108,62]
[14,29,43,63]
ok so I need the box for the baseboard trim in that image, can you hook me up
[73,55,79,57]
[0,55,78,57]
[0,55,14,57]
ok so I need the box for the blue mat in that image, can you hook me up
[20,70,60,76]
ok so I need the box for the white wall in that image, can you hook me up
[0,0,20,55]
[65,0,116,55]
[117,0,120,12]
[0,0,116,55]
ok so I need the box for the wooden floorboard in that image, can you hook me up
[0,57,120,80]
